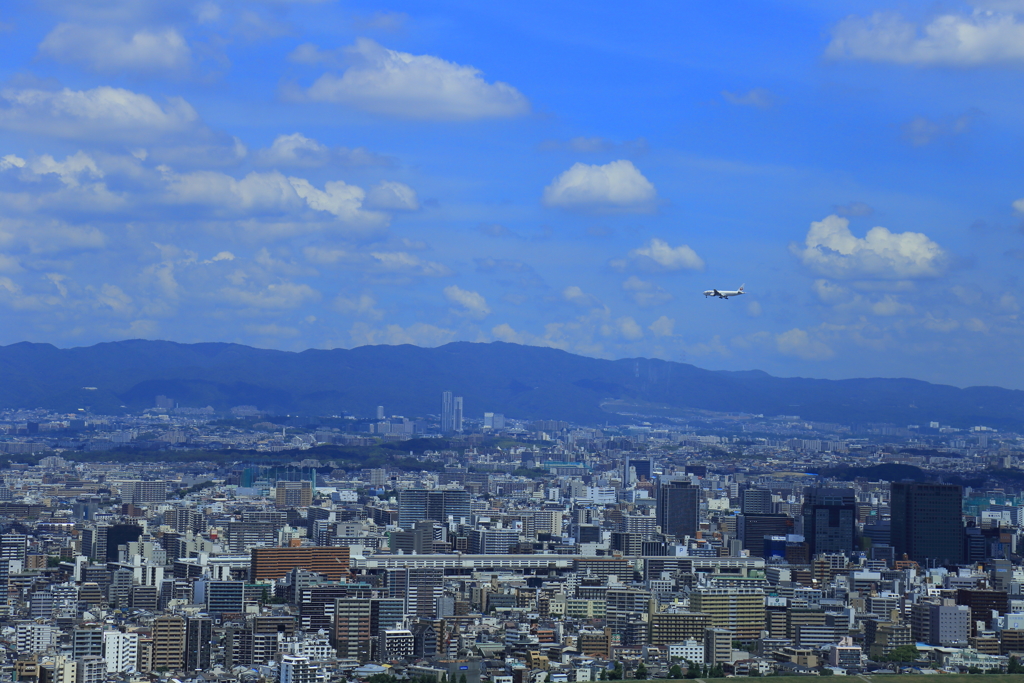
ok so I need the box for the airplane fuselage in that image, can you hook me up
[703,286,745,299]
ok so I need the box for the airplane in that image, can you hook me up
[703,285,745,299]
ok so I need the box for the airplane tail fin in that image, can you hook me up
[738,284,745,292]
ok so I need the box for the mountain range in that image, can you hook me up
[0,339,1021,429]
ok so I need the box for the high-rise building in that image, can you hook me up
[740,488,774,514]
[122,481,167,504]
[386,567,443,619]
[76,657,105,683]
[483,413,505,430]
[737,514,794,556]
[251,546,350,581]
[207,580,245,615]
[333,598,372,660]
[467,528,519,554]
[689,588,766,639]
[441,391,463,433]
[891,482,964,566]
[397,489,471,529]
[656,479,699,540]
[72,629,104,660]
[376,406,385,420]
[275,481,313,509]
[185,617,213,671]
[102,631,139,674]
[801,487,857,556]
[279,655,315,683]
[152,615,186,671]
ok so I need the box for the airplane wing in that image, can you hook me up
[713,289,721,297]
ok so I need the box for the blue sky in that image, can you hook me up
[2,1,1024,389]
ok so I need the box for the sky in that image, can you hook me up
[2,1,1024,390]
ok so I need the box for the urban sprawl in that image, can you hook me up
[0,391,1022,682]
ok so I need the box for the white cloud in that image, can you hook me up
[288,177,389,227]
[0,86,199,142]
[28,151,103,187]
[297,38,530,120]
[543,160,656,210]
[826,10,1024,65]
[220,281,320,309]
[746,300,762,317]
[613,316,644,341]
[776,328,834,360]
[1011,197,1024,214]
[902,113,975,146]
[0,154,25,171]
[38,24,192,74]
[627,238,705,272]
[365,180,419,211]
[369,251,452,277]
[649,315,675,337]
[350,321,456,347]
[334,292,383,319]
[0,218,106,254]
[160,168,390,230]
[793,214,946,279]
[722,88,777,108]
[255,133,330,166]
[254,133,392,168]
[444,284,490,318]
[562,286,602,308]
[622,275,673,306]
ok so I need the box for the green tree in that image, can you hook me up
[1009,656,1024,674]
[635,662,647,680]
[968,666,983,674]
[820,668,834,676]
[668,664,683,679]
[883,645,919,663]
[460,674,467,683]
[608,662,623,681]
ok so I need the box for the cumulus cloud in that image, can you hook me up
[776,328,834,360]
[613,316,644,341]
[649,315,675,337]
[38,24,192,74]
[253,133,392,167]
[543,160,656,210]
[365,180,419,211]
[722,88,777,109]
[161,168,390,230]
[294,38,530,120]
[444,284,490,318]
[334,292,383,319]
[623,238,705,272]
[0,86,200,142]
[792,214,947,279]
[622,276,673,307]
[826,10,1024,65]
[562,286,602,308]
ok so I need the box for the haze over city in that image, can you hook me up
[2,2,1024,388]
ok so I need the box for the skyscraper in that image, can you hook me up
[656,478,699,540]
[185,617,213,671]
[397,489,471,529]
[891,482,964,566]
[801,487,857,557]
[441,391,464,433]
[152,615,186,671]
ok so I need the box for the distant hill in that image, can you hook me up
[0,339,1022,428]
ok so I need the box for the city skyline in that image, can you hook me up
[2,3,1024,388]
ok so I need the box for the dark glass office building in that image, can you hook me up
[891,482,964,566]
[656,479,699,540]
[801,487,856,556]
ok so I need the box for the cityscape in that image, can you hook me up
[5,0,1024,682]
[0,384,1022,682]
